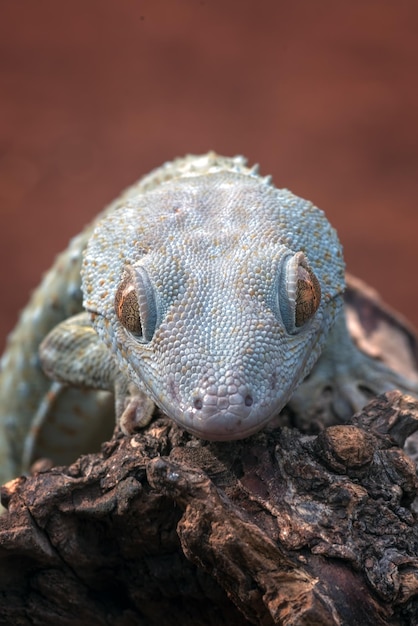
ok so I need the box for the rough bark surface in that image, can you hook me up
[1,276,418,626]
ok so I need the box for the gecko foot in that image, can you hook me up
[288,313,418,431]
[117,383,156,436]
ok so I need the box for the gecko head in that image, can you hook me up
[108,247,338,441]
[83,170,345,440]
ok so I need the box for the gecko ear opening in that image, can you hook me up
[278,252,321,334]
[114,265,157,342]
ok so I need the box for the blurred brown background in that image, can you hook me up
[0,0,417,351]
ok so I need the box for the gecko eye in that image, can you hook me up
[115,265,157,342]
[279,252,321,333]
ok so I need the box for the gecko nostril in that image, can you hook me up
[244,394,254,407]
[193,397,203,410]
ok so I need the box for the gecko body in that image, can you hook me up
[1,153,417,484]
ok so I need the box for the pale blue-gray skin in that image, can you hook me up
[1,153,417,486]
[83,161,344,440]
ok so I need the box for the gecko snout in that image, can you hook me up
[179,373,264,440]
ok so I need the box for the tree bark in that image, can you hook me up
[1,276,418,626]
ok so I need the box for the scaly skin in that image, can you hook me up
[1,152,417,486]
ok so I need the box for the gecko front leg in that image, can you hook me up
[39,312,155,442]
[289,310,418,431]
